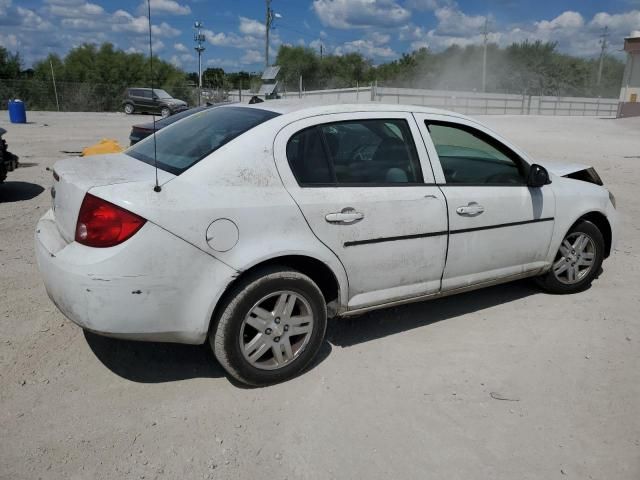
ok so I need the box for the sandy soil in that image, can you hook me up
[1,111,639,480]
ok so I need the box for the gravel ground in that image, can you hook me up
[1,111,639,480]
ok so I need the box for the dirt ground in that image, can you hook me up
[1,111,639,480]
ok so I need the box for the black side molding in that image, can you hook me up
[343,217,554,247]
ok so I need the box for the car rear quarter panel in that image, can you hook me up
[90,122,350,309]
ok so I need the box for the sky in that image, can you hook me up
[1,0,639,72]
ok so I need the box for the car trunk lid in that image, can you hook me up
[51,153,174,242]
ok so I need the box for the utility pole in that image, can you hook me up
[49,59,60,112]
[481,17,489,93]
[194,21,206,105]
[320,43,323,60]
[597,26,609,87]
[265,0,273,69]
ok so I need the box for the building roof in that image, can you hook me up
[624,36,640,53]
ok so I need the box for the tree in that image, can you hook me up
[202,67,225,88]
[0,47,21,79]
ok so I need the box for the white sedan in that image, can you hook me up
[35,103,618,385]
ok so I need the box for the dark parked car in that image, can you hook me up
[122,88,188,118]
[0,127,19,184]
[128,102,232,145]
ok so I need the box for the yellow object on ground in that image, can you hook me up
[81,138,123,157]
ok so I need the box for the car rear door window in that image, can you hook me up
[426,121,526,185]
[287,119,423,186]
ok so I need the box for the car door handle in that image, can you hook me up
[325,208,364,224]
[456,202,485,216]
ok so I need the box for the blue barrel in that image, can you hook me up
[8,99,27,124]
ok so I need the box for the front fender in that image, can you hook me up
[545,176,616,264]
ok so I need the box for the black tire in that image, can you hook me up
[124,103,134,114]
[536,219,605,294]
[210,266,327,386]
[160,107,171,118]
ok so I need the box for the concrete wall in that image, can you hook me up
[227,86,619,116]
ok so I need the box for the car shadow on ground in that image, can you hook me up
[0,181,44,202]
[326,280,539,347]
[84,330,333,386]
[85,280,538,385]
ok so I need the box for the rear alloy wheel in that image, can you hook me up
[210,267,327,386]
[160,107,171,118]
[536,220,604,294]
[124,103,134,114]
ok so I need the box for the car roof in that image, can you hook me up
[229,101,473,122]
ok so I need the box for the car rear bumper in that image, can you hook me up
[35,209,237,344]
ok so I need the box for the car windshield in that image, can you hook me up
[153,89,172,99]
[126,106,280,175]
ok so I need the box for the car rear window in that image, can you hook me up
[126,106,280,175]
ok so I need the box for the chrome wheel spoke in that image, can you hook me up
[272,344,284,365]
[553,261,569,276]
[289,315,312,335]
[567,264,576,282]
[245,308,270,332]
[573,234,589,253]
[577,257,593,267]
[240,290,315,371]
[559,240,572,257]
[245,333,269,362]
[282,337,294,361]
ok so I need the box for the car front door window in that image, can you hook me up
[426,122,526,185]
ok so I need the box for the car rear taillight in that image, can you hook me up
[75,194,146,248]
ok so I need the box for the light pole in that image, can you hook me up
[194,21,206,104]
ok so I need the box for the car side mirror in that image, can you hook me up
[527,164,550,188]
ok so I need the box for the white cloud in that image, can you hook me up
[403,8,636,57]
[238,16,264,37]
[313,0,411,29]
[46,1,104,18]
[152,39,165,52]
[240,49,263,64]
[335,39,397,58]
[535,11,584,31]
[432,7,486,36]
[111,10,180,37]
[169,52,194,67]
[174,42,188,52]
[0,32,19,50]
[369,31,391,45]
[589,10,640,34]
[137,0,191,16]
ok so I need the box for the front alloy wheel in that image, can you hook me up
[552,232,596,284]
[210,267,327,386]
[536,219,605,294]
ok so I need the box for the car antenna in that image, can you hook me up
[146,0,161,193]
